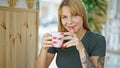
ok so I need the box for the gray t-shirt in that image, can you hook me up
[48,31,106,68]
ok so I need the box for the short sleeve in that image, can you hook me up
[48,47,57,54]
[91,35,106,56]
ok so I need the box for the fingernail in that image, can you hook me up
[60,32,64,35]
[60,44,68,48]
[58,37,63,40]
[60,44,64,48]
[64,46,67,48]
[53,36,57,39]
[52,45,54,47]
[53,41,57,44]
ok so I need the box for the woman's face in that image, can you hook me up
[61,6,84,33]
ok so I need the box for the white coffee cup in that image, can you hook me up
[50,32,64,48]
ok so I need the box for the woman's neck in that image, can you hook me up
[76,28,86,40]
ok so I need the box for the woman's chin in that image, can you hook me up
[68,30,76,33]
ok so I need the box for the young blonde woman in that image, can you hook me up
[36,0,106,68]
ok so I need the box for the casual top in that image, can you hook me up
[48,31,106,68]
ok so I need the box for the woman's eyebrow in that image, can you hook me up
[61,15,66,16]
[72,12,77,14]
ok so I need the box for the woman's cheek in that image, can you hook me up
[62,20,66,26]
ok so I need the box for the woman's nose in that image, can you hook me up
[68,17,73,24]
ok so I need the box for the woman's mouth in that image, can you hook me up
[68,25,76,30]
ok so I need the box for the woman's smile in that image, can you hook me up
[61,6,84,33]
[67,25,76,31]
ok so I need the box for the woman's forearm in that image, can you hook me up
[35,48,48,68]
[78,45,94,68]
[79,48,94,68]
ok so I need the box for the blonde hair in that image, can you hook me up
[58,0,90,32]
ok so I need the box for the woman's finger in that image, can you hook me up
[63,32,74,36]
[42,44,52,48]
[43,36,52,41]
[63,41,76,48]
[42,41,53,45]
[63,35,73,40]
[43,33,50,37]
[70,28,74,33]
[66,42,76,47]
[63,38,79,47]
[64,40,75,46]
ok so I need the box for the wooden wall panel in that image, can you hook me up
[0,9,6,68]
[5,10,11,68]
[0,6,38,68]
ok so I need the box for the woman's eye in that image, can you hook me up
[72,14,78,17]
[61,16,67,19]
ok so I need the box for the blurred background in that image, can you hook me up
[0,0,119,68]
[39,0,120,68]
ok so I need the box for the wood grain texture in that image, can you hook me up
[0,6,38,68]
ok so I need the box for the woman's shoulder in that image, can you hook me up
[87,31,105,40]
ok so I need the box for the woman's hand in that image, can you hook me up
[63,32,84,51]
[41,33,53,51]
